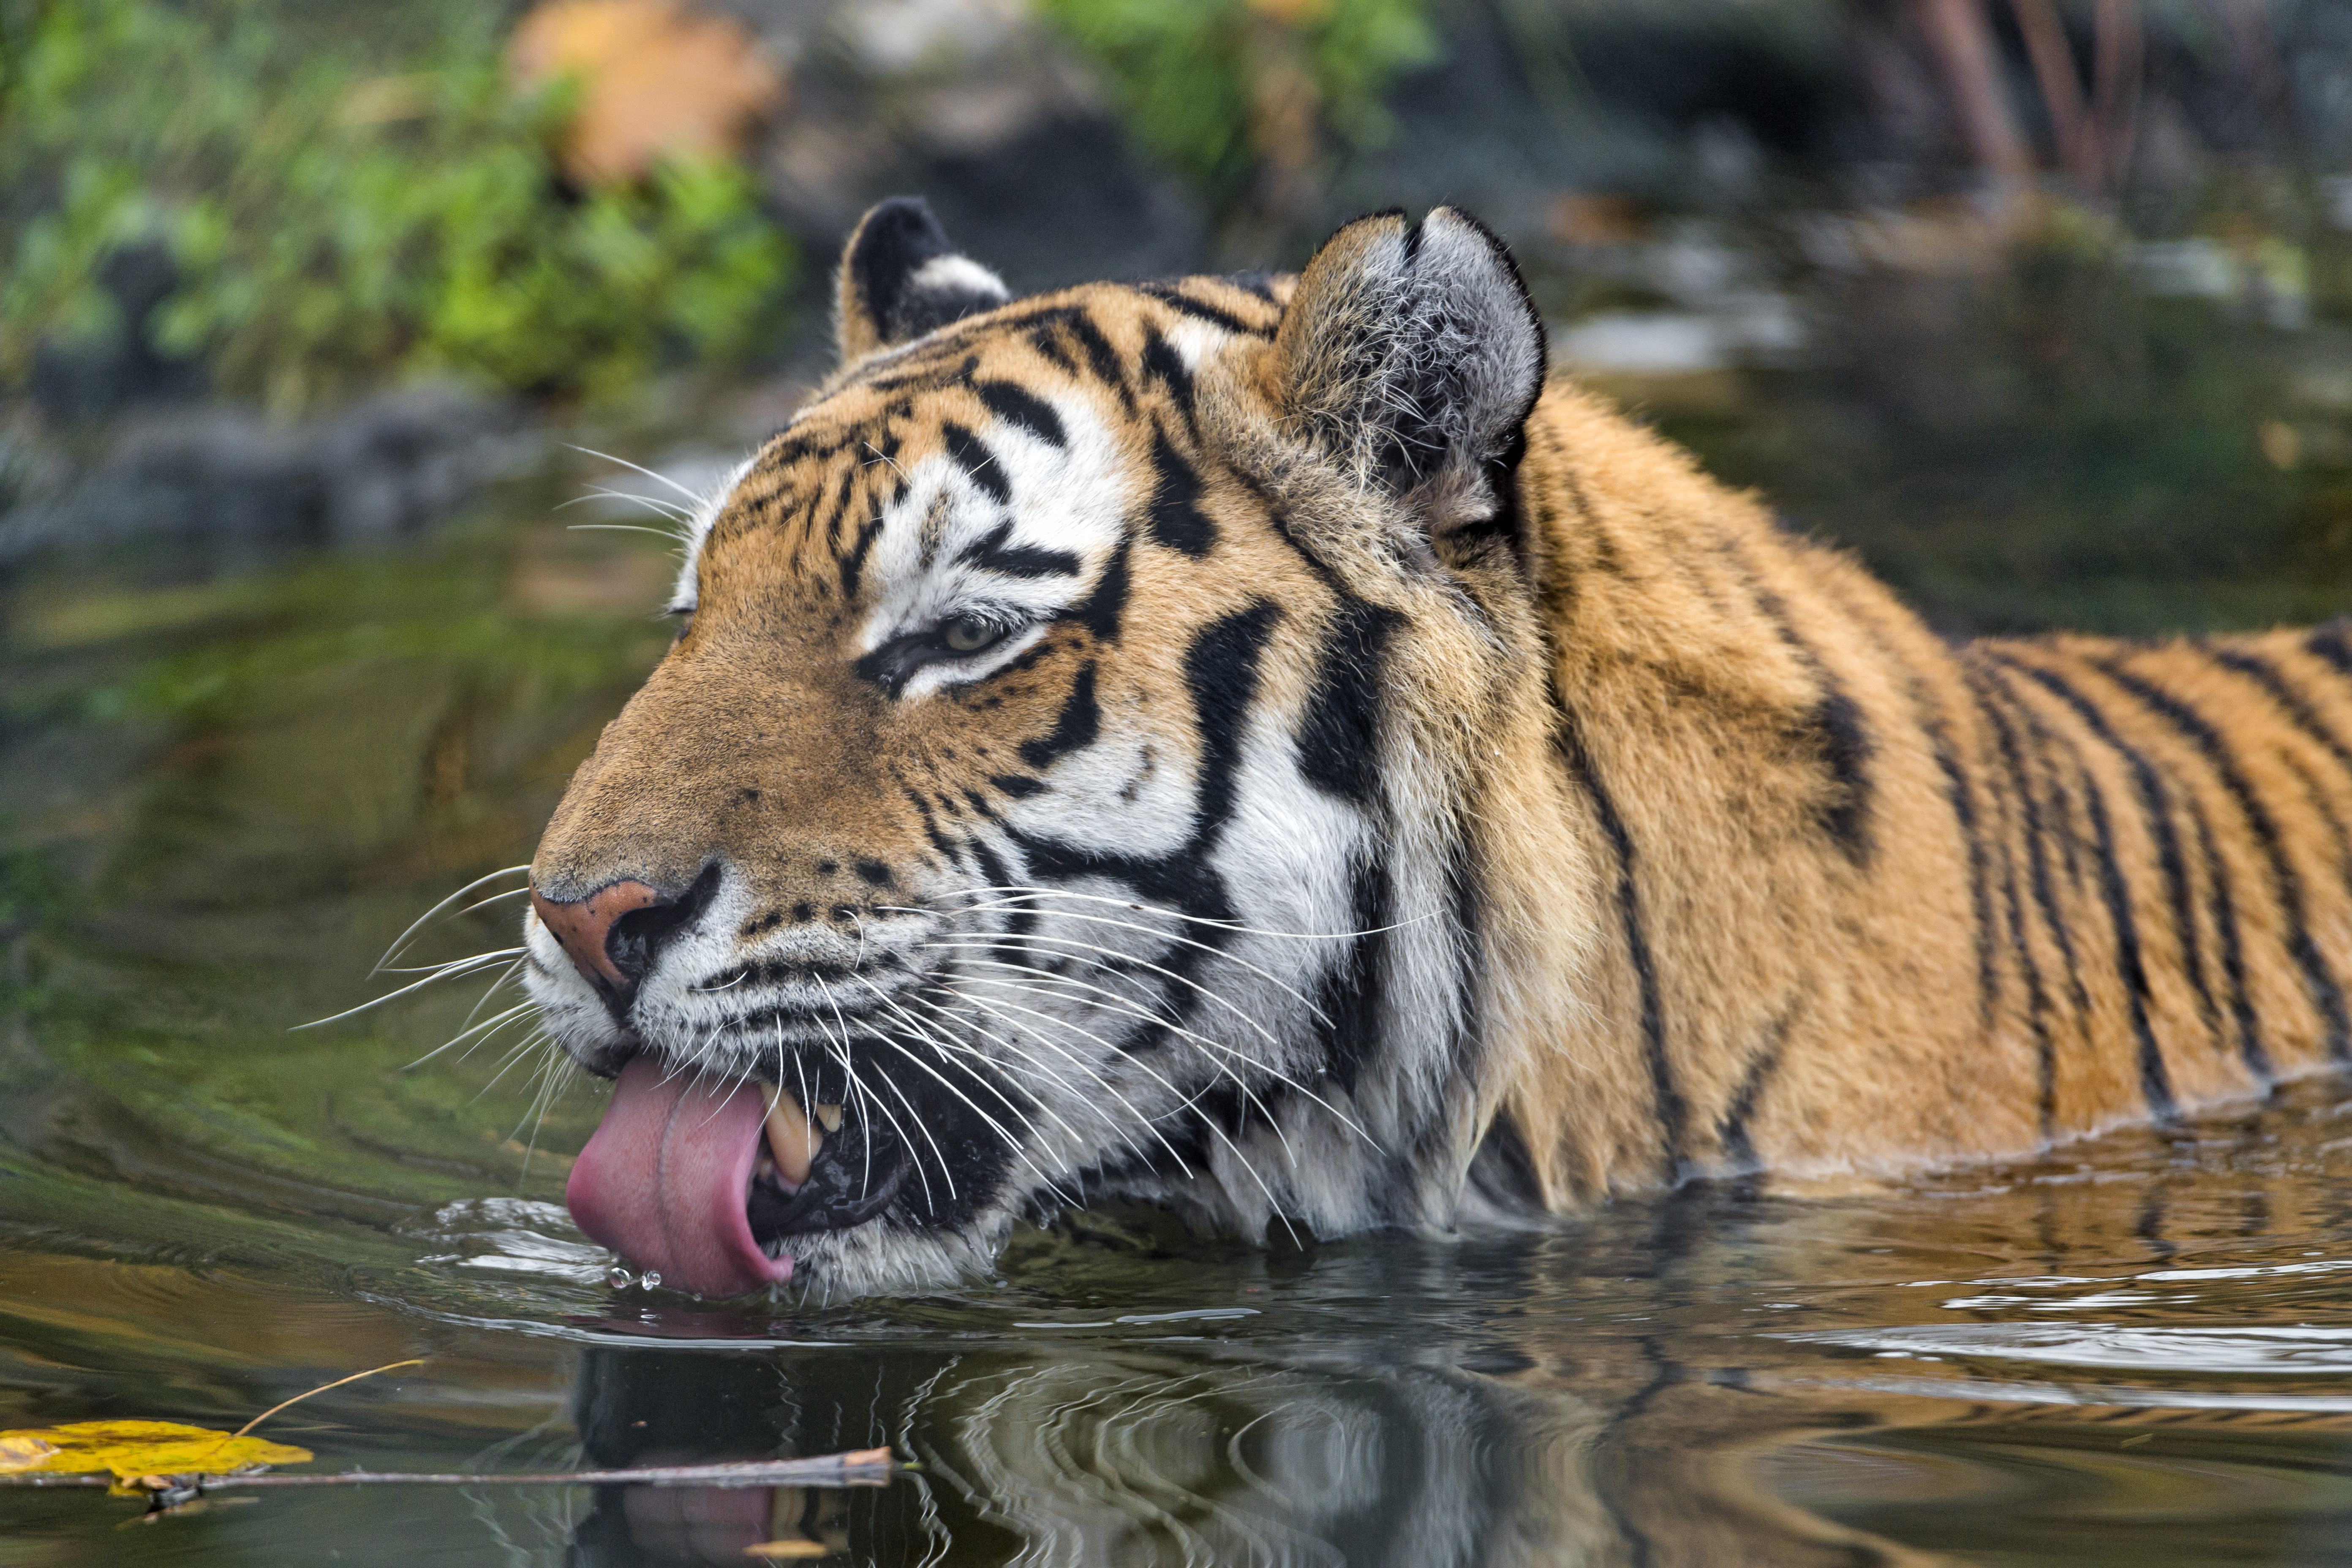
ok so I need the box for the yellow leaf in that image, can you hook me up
[0,1421,311,1482]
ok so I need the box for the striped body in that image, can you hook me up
[1510,390,2352,1200]
[522,199,2352,1296]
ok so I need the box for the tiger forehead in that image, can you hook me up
[700,280,1289,576]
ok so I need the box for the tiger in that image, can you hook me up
[523,194,2352,1299]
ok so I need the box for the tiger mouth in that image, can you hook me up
[564,1054,913,1296]
[746,1084,912,1244]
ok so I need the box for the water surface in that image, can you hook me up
[7,472,2352,1566]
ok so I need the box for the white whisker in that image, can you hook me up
[297,948,527,1029]
[374,865,530,975]
[566,444,708,504]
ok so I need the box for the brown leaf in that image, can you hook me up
[509,0,785,186]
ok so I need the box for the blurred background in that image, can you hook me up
[10,0,2352,633]
[7,0,2352,1228]
[14,12,2352,1561]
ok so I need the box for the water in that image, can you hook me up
[9,416,2352,1562]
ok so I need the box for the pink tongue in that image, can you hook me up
[566,1057,792,1298]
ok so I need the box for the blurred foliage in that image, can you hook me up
[0,0,795,414]
[1035,0,1437,210]
[1647,217,2352,636]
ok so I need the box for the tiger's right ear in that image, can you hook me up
[835,197,1012,364]
[1271,207,1546,562]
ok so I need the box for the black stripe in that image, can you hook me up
[1976,700,2051,1091]
[1808,688,1875,864]
[1019,662,1100,770]
[2094,656,2352,1065]
[1068,535,1131,643]
[1138,326,1196,426]
[1968,664,2075,1137]
[1446,830,1490,1090]
[2307,618,2352,681]
[1926,717,2001,1033]
[1146,427,1216,556]
[2208,644,2352,784]
[1182,603,1281,840]
[1297,601,1402,805]
[940,420,1011,505]
[816,465,858,550]
[1028,324,1074,373]
[1132,281,1277,338]
[1719,1007,1797,1172]
[1314,847,1391,1096]
[1225,271,1279,304]
[839,513,885,601]
[957,519,1081,580]
[2184,787,2273,1083]
[1991,666,2177,1119]
[1997,653,2224,1060]
[1722,549,1874,865]
[2280,749,2352,900]
[1464,1109,1543,1209]
[863,348,982,397]
[904,788,964,868]
[1554,708,1687,1177]
[1061,310,1134,413]
[975,378,1067,448]
[1232,466,1347,592]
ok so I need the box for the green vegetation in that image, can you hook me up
[0,0,794,415]
[1035,0,1436,212]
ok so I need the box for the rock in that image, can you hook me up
[0,386,542,566]
[727,0,1205,299]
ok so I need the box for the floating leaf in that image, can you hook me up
[0,1421,311,1483]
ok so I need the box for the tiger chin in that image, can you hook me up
[523,195,2352,1298]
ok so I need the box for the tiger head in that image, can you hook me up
[525,199,1594,1296]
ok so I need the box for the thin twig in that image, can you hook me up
[0,1448,901,1492]
[232,1359,424,1438]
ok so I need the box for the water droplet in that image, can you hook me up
[640,1271,661,1290]
[607,1266,633,1288]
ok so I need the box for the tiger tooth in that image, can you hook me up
[814,1103,843,1133]
[764,1090,819,1189]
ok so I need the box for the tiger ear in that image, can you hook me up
[835,197,1012,363]
[1271,207,1546,555]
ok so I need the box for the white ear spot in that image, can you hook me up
[909,253,1009,302]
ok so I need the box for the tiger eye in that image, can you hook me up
[942,617,995,653]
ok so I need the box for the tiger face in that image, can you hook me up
[524,198,1578,1296]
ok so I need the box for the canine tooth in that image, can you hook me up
[765,1091,819,1189]
[813,1102,843,1133]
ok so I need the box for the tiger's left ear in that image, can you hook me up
[1271,207,1546,559]
[835,197,1013,364]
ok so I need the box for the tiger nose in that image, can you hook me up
[531,880,664,991]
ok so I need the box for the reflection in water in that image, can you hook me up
[566,1338,1574,1568]
[11,1052,2352,1563]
